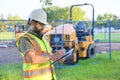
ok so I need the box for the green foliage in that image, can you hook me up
[7,14,22,20]
[0,22,7,31]
[110,20,120,29]
[96,13,119,28]
[0,14,24,31]
[7,14,24,28]
[72,7,86,20]
[97,13,119,23]
[43,6,86,21]
[40,0,52,7]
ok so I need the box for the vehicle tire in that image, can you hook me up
[64,50,78,65]
[87,44,95,58]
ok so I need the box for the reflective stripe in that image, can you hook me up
[27,33,51,53]
[16,33,51,55]
[16,32,56,80]
[24,74,56,80]
[24,72,51,78]
[42,37,51,52]
[32,39,41,52]
[24,67,55,78]
[22,52,50,64]
[16,37,25,57]
[23,61,50,71]
[23,53,49,64]
[24,34,41,53]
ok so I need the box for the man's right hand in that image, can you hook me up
[50,49,65,61]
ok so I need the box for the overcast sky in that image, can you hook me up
[0,0,120,20]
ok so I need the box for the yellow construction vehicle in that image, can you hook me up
[14,3,95,65]
[46,3,95,64]
[14,23,52,40]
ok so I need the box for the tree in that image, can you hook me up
[0,14,6,31]
[40,0,52,7]
[7,14,22,20]
[96,14,105,28]
[96,13,119,28]
[43,6,86,21]
[7,14,25,30]
[97,13,119,22]
[72,7,86,21]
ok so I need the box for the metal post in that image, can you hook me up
[108,20,112,60]
[54,21,58,51]
[69,3,95,39]
[62,20,64,49]
[70,6,73,24]
[104,26,106,41]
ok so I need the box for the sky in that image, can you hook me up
[0,0,120,20]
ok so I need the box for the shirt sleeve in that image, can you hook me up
[19,37,34,55]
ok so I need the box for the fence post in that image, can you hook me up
[104,26,107,41]
[62,20,64,49]
[108,20,112,60]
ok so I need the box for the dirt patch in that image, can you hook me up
[0,47,22,64]
[95,43,120,53]
[0,43,120,64]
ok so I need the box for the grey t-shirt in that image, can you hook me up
[19,37,34,54]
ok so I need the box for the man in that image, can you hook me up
[16,9,65,80]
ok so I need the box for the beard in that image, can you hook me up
[30,25,44,39]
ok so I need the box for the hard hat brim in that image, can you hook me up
[35,20,48,25]
[41,21,48,25]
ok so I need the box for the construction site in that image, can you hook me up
[0,0,120,80]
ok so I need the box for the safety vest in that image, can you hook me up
[16,32,56,80]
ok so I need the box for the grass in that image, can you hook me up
[0,32,15,40]
[56,51,120,80]
[0,63,23,80]
[0,51,120,80]
[0,32,120,42]
[94,32,120,42]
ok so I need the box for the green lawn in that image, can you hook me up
[94,32,120,42]
[0,51,120,80]
[0,32,15,40]
[0,32,120,42]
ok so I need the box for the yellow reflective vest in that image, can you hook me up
[16,32,56,80]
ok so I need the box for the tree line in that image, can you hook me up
[0,6,120,31]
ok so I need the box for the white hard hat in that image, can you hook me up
[28,9,48,24]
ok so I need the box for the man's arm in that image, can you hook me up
[25,49,65,64]
[20,37,65,64]
[25,51,50,64]
[20,37,51,64]
[25,50,65,64]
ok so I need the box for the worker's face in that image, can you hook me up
[30,20,45,33]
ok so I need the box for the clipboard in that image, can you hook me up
[51,48,74,64]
